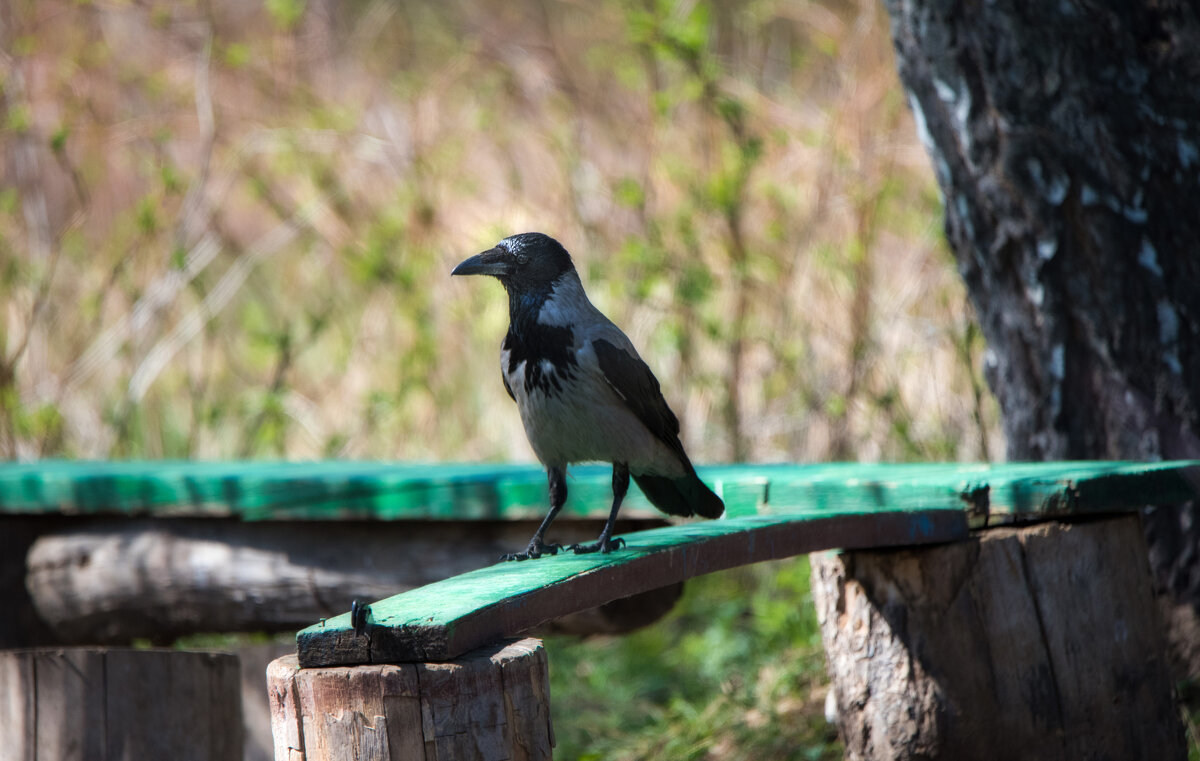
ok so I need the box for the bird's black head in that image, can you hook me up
[451,232,575,293]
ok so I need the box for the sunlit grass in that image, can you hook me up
[0,0,1000,465]
[548,558,841,760]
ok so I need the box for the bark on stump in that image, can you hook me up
[810,516,1184,761]
[883,0,1200,676]
[0,648,243,761]
[268,637,553,761]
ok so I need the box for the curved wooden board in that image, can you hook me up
[297,507,970,666]
[295,460,1200,667]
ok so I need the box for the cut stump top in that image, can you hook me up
[297,460,1200,667]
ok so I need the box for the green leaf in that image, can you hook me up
[50,125,69,153]
[613,177,646,209]
[223,42,251,68]
[136,196,159,234]
[265,0,307,30]
[5,104,32,134]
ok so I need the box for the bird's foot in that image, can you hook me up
[501,540,562,562]
[568,536,626,555]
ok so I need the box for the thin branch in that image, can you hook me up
[176,25,216,250]
[62,232,222,392]
[125,208,311,403]
[1,46,59,380]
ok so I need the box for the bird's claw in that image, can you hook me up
[501,541,562,562]
[568,536,625,555]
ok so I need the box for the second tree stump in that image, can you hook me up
[810,516,1184,760]
[268,637,553,761]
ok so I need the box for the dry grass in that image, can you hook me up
[0,0,1002,462]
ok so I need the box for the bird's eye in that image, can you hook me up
[516,254,529,265]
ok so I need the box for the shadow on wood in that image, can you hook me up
[18,517,667,645]
[268,638,552,761]
[811,515,1184,760]
[299,509,969,667]
[0,648,242,761]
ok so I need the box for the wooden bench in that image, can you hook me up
[0,460,969,758]
[2,461,1195,758]
[271,461,1200,761]
[0,461,682,648]
[0,461,680,761]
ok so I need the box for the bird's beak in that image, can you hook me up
[452,247,511,277]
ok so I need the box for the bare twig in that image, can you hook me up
[1,47,58,385]
[126,208,311,403]
[63,232,222,392]
[176,24,217,250]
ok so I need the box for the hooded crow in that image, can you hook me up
[453,232,724,560]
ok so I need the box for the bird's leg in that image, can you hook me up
[570,463,629,555]
[502,466,567,561]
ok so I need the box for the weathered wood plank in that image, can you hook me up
[22,517,666,644]
[32,650,106,761]
[270,639,552,761]
[103,650,243,761]
[295,461,1200,668]
[760,460,1200,526]
[0,649,242,761]
[0,462,664,519]
[267,655,308,761]
[2,460,1195,523]
[298,507,970,667]
[0,650,35,761]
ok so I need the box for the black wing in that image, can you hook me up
[592,338,688,464]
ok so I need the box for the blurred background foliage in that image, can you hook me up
[547,558,840,760]
[0,0,1001,464]
[2,0,1003,757]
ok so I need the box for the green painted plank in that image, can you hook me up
[295,459,1200,666]
[297,505,971,666]
[0,461,656,520]
[1,461,1197,524]
[753,460,1200,527]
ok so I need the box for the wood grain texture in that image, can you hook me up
[0,648,242,761]
[2,460,1195,524]
[31,650,105,761]
[0,651,35,761]
[299,508,970,667]
[811,516,1184,761]
[22,517,665,644]
[267,655,307,761]
[269,638,552,761]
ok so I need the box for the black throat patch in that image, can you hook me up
[504,290,579,396]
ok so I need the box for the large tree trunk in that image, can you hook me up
[884,0,1200,670]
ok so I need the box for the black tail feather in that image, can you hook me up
[632,471,724,519]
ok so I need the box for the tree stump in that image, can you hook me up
[810,515,1184,760]
[0,648,242,761]
[268,637,553,761]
